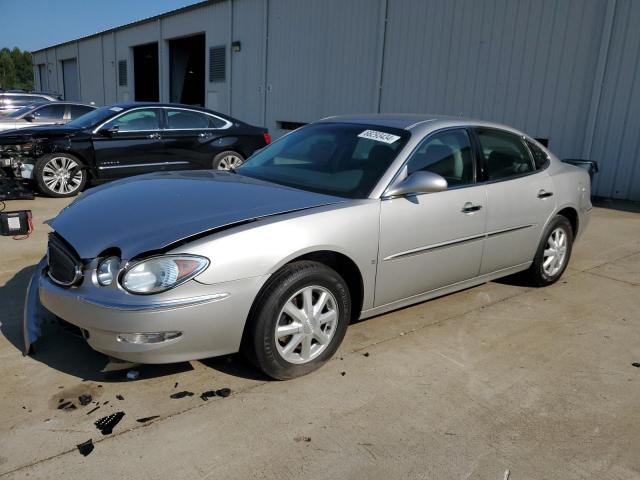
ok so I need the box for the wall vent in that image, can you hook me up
[209,46,226,82]
[118,60,127,86]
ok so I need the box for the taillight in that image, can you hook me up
[263,132,271,144]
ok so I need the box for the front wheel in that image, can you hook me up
[526,215,573,286]
[242,261,351,380]
[35,153,87,197]
[213,151,244,171]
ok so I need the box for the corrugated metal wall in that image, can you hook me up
[31,0,640,201]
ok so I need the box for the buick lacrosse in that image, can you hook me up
[25,114,593,379]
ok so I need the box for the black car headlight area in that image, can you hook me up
[97,255,209,294]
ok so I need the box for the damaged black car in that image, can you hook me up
[0,102,270,197]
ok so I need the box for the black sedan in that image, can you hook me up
[0,103,270,197]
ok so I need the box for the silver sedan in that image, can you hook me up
[25,115,593,379]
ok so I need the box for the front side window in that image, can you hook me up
[239,123,409,198]
[406,129,475,187]
[34,104,66,120]
[476,129,534,181]
[526,139,550,169]
[103,109,161,132]
[165,109,225,129]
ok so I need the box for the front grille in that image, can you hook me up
[47,233,83,286]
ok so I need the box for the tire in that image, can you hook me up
[35,153,87,197]
[526,215,573,287]
[212,150,244,171]
[242,260,351,380]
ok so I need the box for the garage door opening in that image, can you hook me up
[133,42,159,102]
[169,34,205,106]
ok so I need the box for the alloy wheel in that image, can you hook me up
[275,285,339,364]
[217,154,244,170]
[42,156,83,195]
[542,227,568,277]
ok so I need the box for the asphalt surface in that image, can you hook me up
[0,196,639,479]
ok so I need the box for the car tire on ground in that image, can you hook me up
[35,153,87,198]
[213,150,244,171]
[526,215,573,287]
[242,260,351,380]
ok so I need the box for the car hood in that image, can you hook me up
[49,171,346,259]
[0,125,81,143]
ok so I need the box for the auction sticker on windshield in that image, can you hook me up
[358,130,401,144]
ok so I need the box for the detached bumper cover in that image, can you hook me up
[23,257,55,354]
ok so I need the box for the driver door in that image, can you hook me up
[92,108,167,179]
[375,128,487,307]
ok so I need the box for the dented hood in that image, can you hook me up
[49,171,345,259]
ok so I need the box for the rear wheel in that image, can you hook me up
[526,215,573,286]
[242,261,351,380]
[35,153,87,197]
[213,151,244,171]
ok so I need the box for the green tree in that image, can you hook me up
[0,47,34,90]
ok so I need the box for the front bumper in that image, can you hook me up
[31,264,268,364]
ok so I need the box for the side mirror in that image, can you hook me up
[384,171,448,198]
[23,113,35,122]
[100,125,119,137]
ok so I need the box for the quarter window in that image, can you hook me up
[103,109,161,132]
[476,129,534,181]
[165,109,225,129]
[526,139,550,169]
[406,129,475,187]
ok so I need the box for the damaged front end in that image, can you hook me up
[0,137,43,181]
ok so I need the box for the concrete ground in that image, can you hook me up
[0,197,639,480]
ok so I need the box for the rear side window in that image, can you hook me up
[69,105,95,119]
[165,109,226,129]
[476,129,534,181]
[407,129,475,187]
[526,139,550,169]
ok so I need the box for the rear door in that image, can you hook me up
[31,104,67,126]
[67,104,95,123]
[160,108,230,169]
[92,108,169,178]
[474,128,556,275]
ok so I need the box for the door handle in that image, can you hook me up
[462,202,483,213]
[147,133,161,139]
[537,189,554,198]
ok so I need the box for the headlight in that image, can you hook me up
[121,255,209,294]
[97,256,120,286]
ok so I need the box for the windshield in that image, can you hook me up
[238,123,409,198]
[66,106,121,129]
[8,105,38,118]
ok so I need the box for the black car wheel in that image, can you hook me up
[242,261,351,380]
[35,153,87,197]
[526,215,573,286]
[213,150,244,170]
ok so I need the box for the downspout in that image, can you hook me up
[373,0,389,113]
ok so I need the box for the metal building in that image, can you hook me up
[32,0,640,201]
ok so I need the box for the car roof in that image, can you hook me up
[108,102,236,121]
[318,113,525,136]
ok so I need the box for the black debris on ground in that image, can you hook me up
[174,382,179,389]
[632,362,640,368]
[103,401,109,406]
[86,406,101,415]
[77,439,94,456]
[136,416,160,423]
[294,436,311,443]
[170,391,194,399]
[363,352,370,357]
[200,391,216,401]
[341,371,346,376]
[78,394,92,406]
[116,394,124,401]
[58,401,77,411]
[94,412,125,435]
[215,388,231,398]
